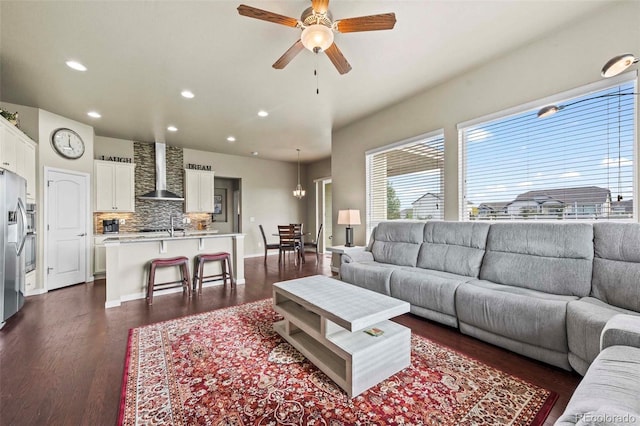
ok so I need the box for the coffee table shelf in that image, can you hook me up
[273,275,411,397]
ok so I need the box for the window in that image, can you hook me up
[459,76,637,221]
[366,131,445,235]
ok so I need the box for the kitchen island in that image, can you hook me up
[103,231,244,308]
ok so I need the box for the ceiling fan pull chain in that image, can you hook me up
[315,52,320,94]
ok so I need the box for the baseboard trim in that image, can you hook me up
[25,288,47,297]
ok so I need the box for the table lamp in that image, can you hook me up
[337,209,361,247]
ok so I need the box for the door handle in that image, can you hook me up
[77,233,87,237]
[16,197,28,255]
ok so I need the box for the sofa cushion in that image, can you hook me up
[339,260,398,295]
[370,221,425,267]
[566,297,639,375]
[456,279,577,353]
[479,222,593,296]
[592,222,640,312]
[389,268,473,318]
[555,345,640,426]
[416,221,490,277]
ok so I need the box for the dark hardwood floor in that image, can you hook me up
[0,254,580,425]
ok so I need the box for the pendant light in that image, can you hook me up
[293,149,306,199]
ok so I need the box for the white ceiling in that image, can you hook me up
[0,0,613,163]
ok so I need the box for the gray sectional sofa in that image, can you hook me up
[339,220,640,424]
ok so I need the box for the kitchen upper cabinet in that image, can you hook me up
[1,116,37,200]
[94,160,135,212]
[0,119,19,173]
[16,139,36,201]
[184,169,215,212]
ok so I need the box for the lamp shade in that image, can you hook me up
[337,209,361,226]
[601,53,638,78]
[301,24,334,52]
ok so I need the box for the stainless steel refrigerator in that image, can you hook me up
[0,169,27,327]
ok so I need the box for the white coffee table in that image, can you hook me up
[272,275,411,397]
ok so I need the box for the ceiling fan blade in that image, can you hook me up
[325,43,352,75]
[336,13,396,33]
[237,4,299,27]
[273,40,305,69]
[311,0,330,14]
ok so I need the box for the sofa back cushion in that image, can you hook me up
[371,221,425,267]
[592,223,640,312]
[417,221,490,277]
[480,222,593,296]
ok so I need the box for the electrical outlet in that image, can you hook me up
[250,217,255,222]
[120,219,126,225]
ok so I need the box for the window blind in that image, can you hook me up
[366,132,445,235]
[460,81,636,221]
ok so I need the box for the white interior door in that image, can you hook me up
[314,177,332,253]
[46,169,88,290]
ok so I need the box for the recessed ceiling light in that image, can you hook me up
[87,111,101,118]
[257,110,269,117]
[66,60,87,71]
[227,136,236,143]
[181,90,195,99]
[167,126,178,132]
[251,151,259,156]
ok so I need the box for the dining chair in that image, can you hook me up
[290,223,305,264]
[304,223,323,261]
[278,225,300,266]
[259,225,280,263]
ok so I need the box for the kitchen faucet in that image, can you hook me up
[169,214,181,237]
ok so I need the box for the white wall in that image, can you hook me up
[0,101,39,142]
[94,136,134,159]
[37,109,95,290]
[304,157,331,240]
[183,148,304,256]
[331,1,640,246]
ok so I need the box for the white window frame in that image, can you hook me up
[365,129,445,239]
[458,71,638,222]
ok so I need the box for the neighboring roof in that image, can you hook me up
[411,192,441,205]
[511,186,611,205]
[477,202,509,211]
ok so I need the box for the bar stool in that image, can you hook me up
[146,256,191,305]
[192,252,236,293]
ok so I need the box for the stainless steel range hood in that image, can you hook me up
[138,142,185,201]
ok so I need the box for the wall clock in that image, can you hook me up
[51,128,85,159]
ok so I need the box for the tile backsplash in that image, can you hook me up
[93,142,215,234]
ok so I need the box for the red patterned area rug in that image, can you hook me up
[118,299,557,425]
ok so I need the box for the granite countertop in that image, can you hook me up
[102,230,245,245]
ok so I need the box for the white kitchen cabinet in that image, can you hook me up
[0,118,19,173]
[1,116,37,201]
[16,139,36,201]
[94,160,135,212]
[24,142,36,201]
[25,270,37,293]
[184,169,215,212]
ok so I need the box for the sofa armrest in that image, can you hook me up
[341,248,374,264]
[600,314,640,351]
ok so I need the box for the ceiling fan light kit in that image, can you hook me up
[301,24,334,52]
[237,0,396,74]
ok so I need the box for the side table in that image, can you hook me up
[327,245,364,277]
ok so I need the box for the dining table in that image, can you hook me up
[273,229,310,264]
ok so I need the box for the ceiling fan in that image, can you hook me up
[237,0,396,74]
